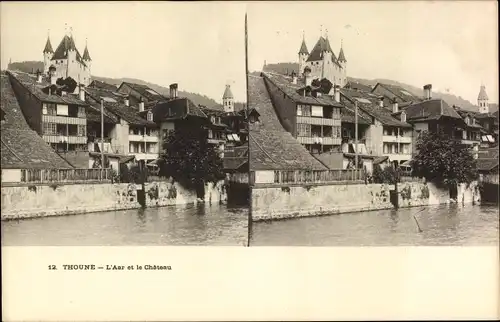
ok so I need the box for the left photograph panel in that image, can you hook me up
[0,2,250,246]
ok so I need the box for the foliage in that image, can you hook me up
[129,165,146,184]
[372,164,400,184]
[119,163,130,183]
[411,131,478,186]
[158,128,225,189]
[91,155,110,169]
[311,78,333,94]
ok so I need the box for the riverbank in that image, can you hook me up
[250,181,481,222]
[1,180,227,220]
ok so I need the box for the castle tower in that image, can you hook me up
[223,84,234,113]
[43,31,54,74]
[338,40,347,87]
[82,39,92,86]
[298,32,309,75]
[478,84,489,113]
[321,30,334,79]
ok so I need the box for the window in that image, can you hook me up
[401,111,406,123]
[77,125,86,137]
[43,122,57,135]
[311,105,323,117]
[77,106,86,118]
[56,104,68,116]
[43,104,48,115]
[208,129,213,139]
[211,116,215,123]
[297,123,311,137]
[298,105,312,117]
[147,111,153,122]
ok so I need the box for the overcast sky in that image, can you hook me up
[1,1,498,105]
[247,1,498,105]
[0,1,247,103]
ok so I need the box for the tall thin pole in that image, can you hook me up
[101,98,104,171]
[245,12,252,247]
[355,100,358,180]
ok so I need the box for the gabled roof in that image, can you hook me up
[372,82,422,104]
[340,88,411,128]
[403,99,464,124]
[307,36,338,64]
[1,72,72,169]
[7,70,88,106]
[223,85,234,99]
[478,85,489,100]
[154,97,208,121]
[119,82,167,102]
[338,46,346,63]
[345,81,372,92]
[82,44,91,61]
[299,38,309,55]
[43,36,54,54]
[51,35,86,67]
[89,80,117,91]
[248,75,326,171]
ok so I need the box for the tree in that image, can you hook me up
[158,127,225,189]
[372,164,400,184]
[411,130,478,186]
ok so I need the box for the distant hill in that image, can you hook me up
[7,61,245,109]
[262,62,494,113]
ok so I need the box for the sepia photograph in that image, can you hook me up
[1,1,249,246]
[246,1,499,246]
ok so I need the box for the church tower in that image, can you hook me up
[338,40,347,87]
[82,39,92,86]
[223,85,234,113]
[478,84,489,114]
[43,32,54,74]
[298,32,309,75]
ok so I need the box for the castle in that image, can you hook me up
[298,32,347,87]
[43,29,92,87]
[477,84,490,114]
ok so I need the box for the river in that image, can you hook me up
[249,204,499,246]
[1,204,249,246]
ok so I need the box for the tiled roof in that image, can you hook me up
[340,88,411,128]
[43,36,54,54]
[338,46,346,63]
[263,72,344,107]
[120,82,167,102]
[478,85,489,100]
[7,70,87,106]
[403,99,464,123]
[298,38,309,54]
[345,81,372,92]
[223,85,234,99]
[84,87,156,127]
[373,83,422,104]
[306,36,340,67]
[1,72,72,169]
[89,80,117,91]
[477,146,498,171]
[341,104,372,125]
[154,97,208,121]
[82,45,91,61]
[51,35,86,67]
[248,75,326,171]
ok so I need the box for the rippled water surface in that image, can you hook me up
[2,204,249,246]
[250,204,499,246]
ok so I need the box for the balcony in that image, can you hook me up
[461,139,480,145]
[382,135,412,143]
[42,115,86,125]
[297,136,342,145]
[128,134,159,142]
[296,116,341,126]
[130,153,159,161]
[43,135,87,144]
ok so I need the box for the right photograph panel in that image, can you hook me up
[246,1,499,246]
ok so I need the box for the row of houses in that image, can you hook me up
[248,70,499,184]
[1,67,251,183]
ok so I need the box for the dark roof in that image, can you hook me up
[223,85,234,99]
[298,38,309,54]
[478,85,489,100]
[345,81,372,92]
[341,104,372,125]
[7,70,87,106]
[82,45,91,61]
[84,87,156,127]
[156,97,208,121]
[51,35,86,67]
[477,146,498,171]
[89,80,117,91]
[89,152,134,163]
[1,72,72,169]
[373,156,389,165]
[43,36,54,54]
[119,82,167,102]
[223,145,248,171]
[372,83,422,104]
[340,88,411,128]
[263,72,344,107]
[306,36,340,67]
[403,99,464,123]
[248,75,326,171]
[338,46,346,62]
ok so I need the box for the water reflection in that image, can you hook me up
[250,204,499,246]
[1,203,249,246]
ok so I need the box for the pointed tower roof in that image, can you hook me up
[52,34,86,66]
[83,40,92,61]
[43,35,54,54]
[223,85,234,99]
[298,32,309,55]
[338,42,347,63]
[478,85,489,100]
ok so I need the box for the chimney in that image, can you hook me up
[291,71,298,84]
[169,83,178,99]
[303,66,312,87]
[61,90,67,96]
[334,85,341,103]
[378,97,384,108]
[79,85,85,101]
[392,102,399,113]
[423,84,432,100]
[124,96,130,106]
[138,97,144,112]
[36,70,42,83]
[48,65,57,85]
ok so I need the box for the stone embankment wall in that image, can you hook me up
[1,180,226,220]
[251,181,481,221]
